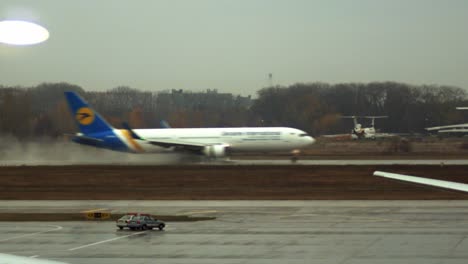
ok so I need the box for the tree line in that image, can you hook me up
[254,82,468,135]
[0,81,467,139]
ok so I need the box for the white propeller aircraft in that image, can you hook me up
[324,116,395,140]
[64,92,315,158]
[342,116,391,139]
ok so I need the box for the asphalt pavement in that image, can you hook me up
[1,200,468,264]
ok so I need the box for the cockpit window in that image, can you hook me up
[299,133,309,137]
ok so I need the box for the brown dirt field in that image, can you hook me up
[1,165,468,200]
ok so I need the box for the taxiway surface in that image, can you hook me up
[1,201,468,264]
[232,159,468,165]
[3,159,468,166]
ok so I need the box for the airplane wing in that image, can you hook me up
[74,135,103,143]
[321,134,351,138]
[66,133,103,144]
[363,116,388,118]
[437,129,468,133]
[426,123,468,131]
[146,139,231,157]
[145,139,208,151]
[121,123,215,152]
[69,134,103,146]
[374,171,468,193]
[372,133,398,138]
[0,253,68,264]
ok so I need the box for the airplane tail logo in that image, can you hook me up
[64,91,114,135]
[75,107,95,125]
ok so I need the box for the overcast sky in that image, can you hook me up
[1,0,468,95]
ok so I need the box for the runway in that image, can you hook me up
[2,159,468,166]
[1,201,468,264]
[232,159,468,165]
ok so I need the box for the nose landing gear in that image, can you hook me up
[291,149,301,163]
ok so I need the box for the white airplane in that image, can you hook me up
[426,107,468,136]
[342,116,393,140]
[426,123,468,135]
[324,115,394,140]
[374,171,468,193]
[0,253,67,264]
[64,92,315,158]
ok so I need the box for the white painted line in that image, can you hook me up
[29,255,39,258]
[68,231,146,251]
[0,225,63,242]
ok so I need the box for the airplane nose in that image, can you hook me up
[307,136,316,145]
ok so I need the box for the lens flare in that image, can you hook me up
[0,20,49,45]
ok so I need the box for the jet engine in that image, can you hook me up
[202,144,230,157]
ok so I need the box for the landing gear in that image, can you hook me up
[291,149,301,163]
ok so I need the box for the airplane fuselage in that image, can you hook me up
[65,91,315,157]
[74,127,314,154]
[137,127,313,152]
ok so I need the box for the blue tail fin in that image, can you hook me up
[64,91,114,135]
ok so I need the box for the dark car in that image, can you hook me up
[127,215,165,231]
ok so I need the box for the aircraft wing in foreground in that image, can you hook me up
[0,253,68,264]
[374,171,468,193]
